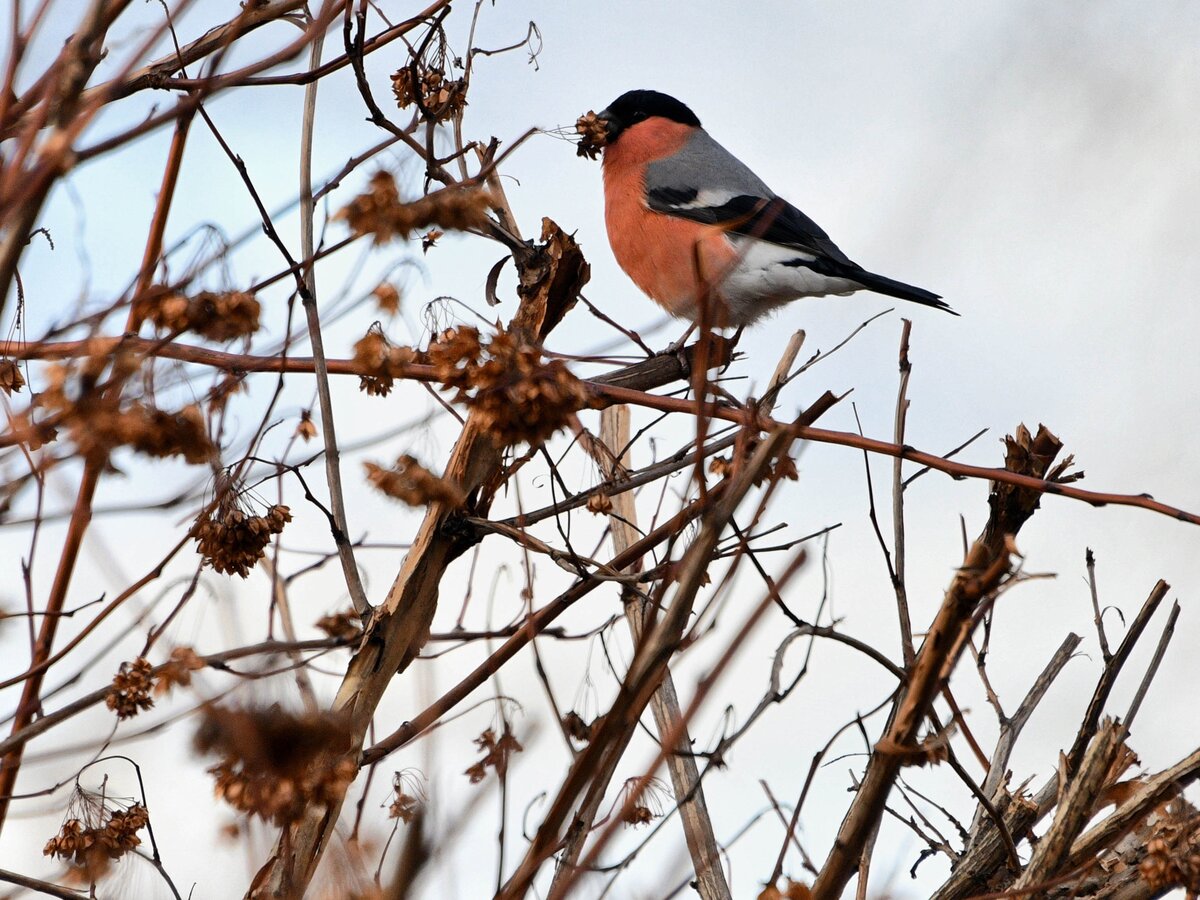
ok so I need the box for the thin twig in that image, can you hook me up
[891,319,915,666]
[1085,548,1113,663]
[1123,600,1180,729]
[297,11,371,617]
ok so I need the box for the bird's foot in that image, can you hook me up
[653,324,698,376]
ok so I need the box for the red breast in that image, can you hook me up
[602,120,739,326]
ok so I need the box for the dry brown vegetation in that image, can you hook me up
[0,4,1197,900]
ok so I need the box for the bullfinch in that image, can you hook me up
[586,90,953,327]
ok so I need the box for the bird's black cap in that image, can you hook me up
[599,90,700,142]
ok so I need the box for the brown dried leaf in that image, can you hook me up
[465,726,523,784]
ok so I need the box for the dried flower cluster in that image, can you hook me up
[314,609,363,642]
[0,358,24,394]
[195,705,356,826]
[427,325,592,446]
[43,802,149,878]
[37,365,216,463]
[364,454,466,508]
[193,495,291,577]
[391,66,466,121]
[337,171,494,245]
[135,286,261,342]
[351,326,418,396]
[105,657,155,720]
[464,726,523,784]
[155,646,205,696]
[575,110,608,160]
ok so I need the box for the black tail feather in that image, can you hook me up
[850,268,957,315]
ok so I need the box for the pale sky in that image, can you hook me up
[2,2,1198,897]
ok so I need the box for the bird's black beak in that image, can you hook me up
[596,109,622,142]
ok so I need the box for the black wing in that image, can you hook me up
[647,189,954,313]
[646,189,853,265]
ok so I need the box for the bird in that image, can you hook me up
[586,89,954,328]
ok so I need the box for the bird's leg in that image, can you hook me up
[656,323,698,378]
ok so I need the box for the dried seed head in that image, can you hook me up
[391,67,417,107]
[126,403,216,464]
[364,454,466,508]
[195,704,355,826]
[208,375,245,414]
[575,110,608,160]
[6,410,57,449]
[421,229,444,253]
[0,359,24,395]
[351,325,419,396]
[771,454,799,482]
[336,173,494,245]
[136,287,261,342]
[391,66,466,121]
[562,711,593,744]
[193,494,291,578]
[44,799,149,879]
[426,326,591,446]
[1137,820,1200,892]
[105,657,155,720]
[757,880,812,900]
[38,364,217,464]
[618,777,668,828]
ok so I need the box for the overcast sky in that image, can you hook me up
[3,2,1199,897]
